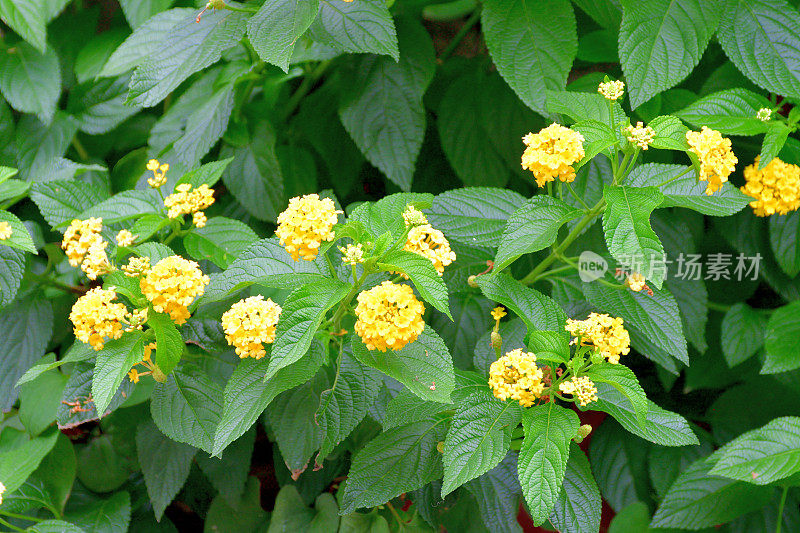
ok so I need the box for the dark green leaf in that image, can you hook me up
[721,303,767,367]
[763,300,800,373]
[549,444,602,533]
[309,0,397,59]
[428,188,526,248]
[475,273,566,334]
[0,299,53,410]
[247,0,319,72]
[91,331,145,416]
[675,88,772,135]
[147,310,183,375]
[184,216,258,269]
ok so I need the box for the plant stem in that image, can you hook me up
[437,8,481,62]
[776,485,789,533]
[706,301,732,313]
[385,501,405,528]
[27,273,86,295]
[563,181,591,211]
[71,135,89,161]
[0,517,25,532]
[281,60,331,122]
[0,511,43,523]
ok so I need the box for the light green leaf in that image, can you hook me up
[585,364,648,427]
[184,216,258,269]
[175,158,232,189]
[494,196,581,271]
[428,188,526,248]
[73,189,163,227]
[759,122,791,168]
[16,342,93,388]
[648,115,689,151]
[19,366,67,436]
[91,332,145,416]
[572,120,616,168]
[29,180,110,228]
[0,42,60,123]
[0,429,59,495]
[546,90,627,128]
[475,273,566,333]
[763,300,800,374]
[119,0,175,28]
[518,403,580,525]
[0,0,47,52]
[348,192,433,240]
[309,0,397,59]
[377,250,452,319]
[147,310,183,375]
[675,88,772,135]
[0,210,35,253]
[721,303,767,367]
[247,0,319,72]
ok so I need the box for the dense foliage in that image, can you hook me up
[2,0,800,531]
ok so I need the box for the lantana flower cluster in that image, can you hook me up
[559,376,599,406]
[565,313,631,364]
[741,156,800,216]
[221,295,282,359]
[521,123,585,187]
[164,183,215,228]
[488,348,545,407]
[685,126,737,195]
[62,218,112,280]
[139,255,210,324]
[354,281,425,352]
[69,287,128,350]
[276,194,340,261]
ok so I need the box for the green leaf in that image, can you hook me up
[721,303,767,367]
[0,0,47,52]
[309,0,398,59]
[348,191,433,240]
[763,300,800,374]
[196,429,255,505]
[618,0,720,108]
[0,42,61,123]
[266,278,350,381]
[30,520,85,533]
[175,158,232,190]
[572,120,616,168]
[184,216,258,269]
[204,238,329,301]
[270,486,340,532]
[205,477,270,532]
[57,363,134,429]
[352,325,455,404]
[127,9,248,107]
[627,163,750,216]
[525,330,570,365]
[549,444,602,533]
[0,245,25,308]
[136,420,196,520]
[17,343,93,388]
[119,0,175,28]
[675,88,772,135]
[65,491,131,533]
[340,416,450,514]
[650,456,774,529]
[377,250,452,319]
[648,115,689,151]
[151,365,223,454]
[482,0,577,114]
[101,8,196,77]
[338,19,434,190]
[770,210,800,277]
[759,122,791,168]
[19,366,67,436]
[212,340,326,455]
[464,455,523,533]
[717,0,800,102]
[0,429,59,495]
[91,331,145,416]
[585,364,648,427]
[74,189,163,227]
[316,348,383,462]
[431,293,493,369]
[546,90,627,127]
[247,0,319,72]
[29,180,110,228]
[517,403,580,526]
[602,185,666,288]
[649,441,713,499]
[146,310,183,375]
[0,299,53,410]
[441,390,522,496]
[590,419,651,511]
[67,75,142,135]
[0,210,35,253]
[494,196,581,271]
[428,188,526,248]
[475,273,566,333]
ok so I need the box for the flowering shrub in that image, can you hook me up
[3,0,800,532]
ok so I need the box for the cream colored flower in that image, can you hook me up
[354,281,425,352]
[276,194,340,261]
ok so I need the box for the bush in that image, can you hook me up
[1,0,800,531]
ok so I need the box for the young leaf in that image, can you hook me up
[147,310,183,375]
[648,115,689,151]
[119,0,175,28]
[494,196,581,271]
[0,210,36,253]
[762,300,800,374]
[475,273,566,334]
[247,0,320,72]
[675,88,772,136]
[348,191,433,240]
[759,122,791,168]
[549,444,602,533]
[309,0,397,59]
[518,403,579,525]
[377,250,452,319]
[0,42,60,123]
[352,325,455,404]
[0,429,59,495]
[175,158,233,189]
[441,390,522,496]
[91,332,145,416]
[586,364,648,426]
[0,0,47,53]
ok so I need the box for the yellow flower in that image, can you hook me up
[625,121,655,150]
[164,183,215,220]
[404,225,456,276]
[122,256,151,277]
[339,243,365,265]
[62,217,103,267]
[116,229,136,247]
[559,376,599,406]
[276,194,340,261]
[192,211,207,228]
[491,306,506,321]
[488,348,544,408]
[125,308,148,331]
[140,255,210,325]
[143,342,156,362]
[402,205,428,227]
[741,157,800,217]
[81,239,112,280]
[521,123,586,187]
[69,287,127,350]
[598,80,625,101]
[626,272,647,292]
[565,313,630,364]
[757,108,772,122]
[221,295,282,359]
[128,368,140,383]
[354,281,425,352]
[147,159,169,188]
[0,481,4,504]
[0,221,11,240]
[686,126,737,195]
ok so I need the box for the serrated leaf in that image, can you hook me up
[590,419,651,511]
[525,330,570,365]
[763,300,800,374]
[147,310,183,375]
[546,90,627,128]
[603,185,666,288]
[267,279,350,381]
[648,115,689,151]
[0,210,35,253]
[482,0,577,115]
[0,0,47,52]
[66,491,131,533]
[475,273,566,333]
[184,216,257,269]
[721,303,767,367]
[518,403,579,525]
[196,429,254,505]
[441,390,522,496]
[175,158,232,189]
[717,0,800,102]
[340,416,449,514]
[618,0,720,108]
[67,75,142,135]
[119,0,175,28]
[91,332,145,416]
[309,0,398,59]
[57,363,133,428]
[572,120,616,169]
[759,122,791,168]
[247,0,319,72]
[627,163,750,216]
[675,88,772,135]
[549,444,602,533]
[770,210,800,277]
[494,196,581,271]
[0,42,60,123]
[29,180,109,228]
[73,189,163,227]
[0,429,59,495]
[377,250,452,319]
[0,299,53,410]
[16,342,94,388]
[352,325,455,403]
[428,188,526,248]
[464,454,523,533]
[585,364,648,427]
[348,192,433,240]
[0,245,25,308]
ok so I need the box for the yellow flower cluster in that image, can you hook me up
[69,287,127,350]
[123,256,151,277]
[686,126,737,195]
[125,308,148,331]
[521,124,586,187]
[565,313,630,364]
[221,295,282,359]
[404,225,456,276]
[129,342,156,383]
[140,255,210,324]
[62,217,103,267]
[625,122,655,150]
[0,221,11,240]
[402,205,428,227]
[488,348,545,408]
[276,194,340,261]
[164,184,215,227]
[354,281,425,352]
[741,157,800,216]
[559,376,599,406]
[339,243,365,265]
[116,229,136,247]
[626,272,647,292]
[598,80,625,101]
[82,240,111,280]
[147,159,169,188]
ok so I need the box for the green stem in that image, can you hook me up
[0,511,44,523]
[281,60,331,122]
[27,273,86,295]
[776,485,789,533]
[534,264,576,281]
[437,8,481,62]
[0,517,25,532]
[71,136,89,161]
[385,501,405,528]
[706,301,732,313]
[655,165,694,188]
[235,62,266,120]
[330,270,370,331]
[563,181,591,211]
[221,2,259,13]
